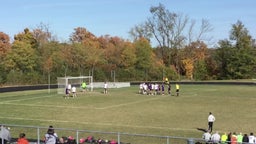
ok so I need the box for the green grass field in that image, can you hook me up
[0,84,255,143]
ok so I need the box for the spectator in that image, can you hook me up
[231,132,237,144]
[221,132,228,144]
[242,134,249,144]
[236,132,243,144]
[211,131,221,144]
[227,132,232,144]
[44,126,58,144]
[67,136,76,144]
[248,132,255,144]
[0,125,11,144]
[110,139,117,144]
[48,126,58,138]
[17,133,29,144]
[202,130,211,144]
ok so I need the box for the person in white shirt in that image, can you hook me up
[211,131,221,144]
[208,112,215,133]
[0,125,11,144]
[139,83,143,94]
[71,86,76,97]
[203,130,211,144]
[67,84,72,94]
[248,132,255,144]
[104,82,108,94]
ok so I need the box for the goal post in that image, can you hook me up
[57,76,93,94]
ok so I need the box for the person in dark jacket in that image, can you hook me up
[242,134,249,143]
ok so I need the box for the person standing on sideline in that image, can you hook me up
[175,83,180,96]
[104,82,108,94]
[208,112,215,133]
[0,125,11,144]
[44,126,58,144]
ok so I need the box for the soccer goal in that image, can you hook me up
[57,76,93,94]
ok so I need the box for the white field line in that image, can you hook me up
[0,96,162,110]
[0,116,196,132]
[0,102,94,109]
[0,94,56,103]
[96,97,162,110]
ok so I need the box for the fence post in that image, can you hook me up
[117,132,120,144]
[187,138,194,144]
[37,127,40,144]
[76,130,79,144]
[166,136,170,144]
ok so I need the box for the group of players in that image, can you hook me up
[139,78,180,96]
[65,82,87,99]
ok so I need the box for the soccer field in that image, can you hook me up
[0,84,255,143]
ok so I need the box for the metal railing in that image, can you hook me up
[0,124,206,144]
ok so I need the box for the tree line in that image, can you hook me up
[0,4,255,85]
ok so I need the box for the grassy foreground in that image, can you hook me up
[0,84,255,143]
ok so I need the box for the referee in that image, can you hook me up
[208,112,215,133]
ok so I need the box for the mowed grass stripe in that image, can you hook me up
[0,116,197,132]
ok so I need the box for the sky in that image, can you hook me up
[1,0,256,47]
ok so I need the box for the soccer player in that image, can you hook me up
[175,83,180,96]
[71,86,76,98]
[67,84,72,95]
[104,82,108,94]
[81,82,87,92]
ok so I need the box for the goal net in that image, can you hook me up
[57,76,93,94]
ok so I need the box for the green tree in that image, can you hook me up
[4,41,38,84]
[215,21,256,79]
[193,60,208,80]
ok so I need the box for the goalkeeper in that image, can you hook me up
[81,82,87,92]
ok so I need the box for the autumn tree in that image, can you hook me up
[181,41,208,80]
[14,28,38,49]
[0,32,11,83]
[0,32,11,57]
[130,3,213,80]
[33,23,53,46]
[70,27,105,78]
